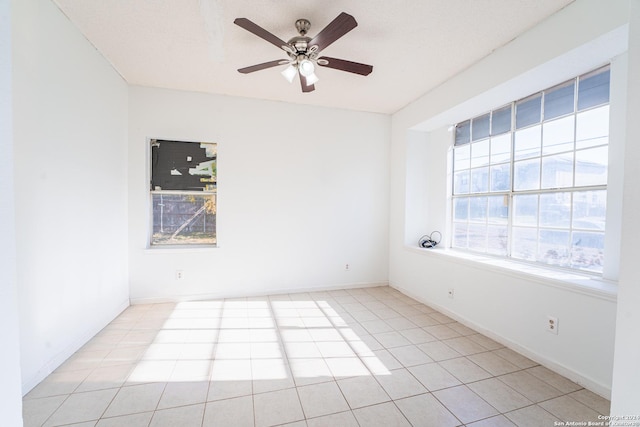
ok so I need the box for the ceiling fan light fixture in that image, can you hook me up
[305,72,319,86]
[298,59,315,77]
[281,64,297,83]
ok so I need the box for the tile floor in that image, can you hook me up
[22,286,611,427]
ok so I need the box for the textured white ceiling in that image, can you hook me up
[52,0,574,114]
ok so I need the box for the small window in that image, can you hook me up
[150,139,217,246]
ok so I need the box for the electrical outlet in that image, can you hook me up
[345,264,350,271]
[448,288,454,299]
[175,270,184,280]
[547,316,559,335]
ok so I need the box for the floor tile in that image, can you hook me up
[96,412,153,427]
[374,368,427,399]
[253,388,304,427]
[398,327,437,344]
[424,325,462,340]
[439,357,492,383]
[408,362,461,391]
[448,323,478,336]
[22,395,67,427]
[385,317,418,331]
[76,363,136,393]
[352,402,411,427]
[433,385,499,424]
[306,410,358,427]
[467,351,520,376]
[467,377,532,412]
[26,369,91,399]
[157,381,209,409]
[442,336,489,356]
[504,404,560,427]
[289,358,333,386]
[324,357,370,378]
[149,404,204,427]
[202,395,254,427]
[526,366,582,393]
[207,380,253,401]
[388,345,433,367]
[467,333,503,349]
[417,341,462,361]
[407,314,440,327]
[297,381,350,418]
[539,395,602,422]
[103,382,166,418]
[467,415,516,427]
[370,349,402,370]
[372,331,411,348]
[492,348,538,369]
[44,388,119,426]
[498,371,564,402]
[360,319,394,334]
[395,393,460,427]
[337,376,390,408]
[569,389,611,415]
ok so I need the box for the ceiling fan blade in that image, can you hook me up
[317,56,373,76]
[299,74,315,93]
[234,18,288,50]
[307,12,357,53]
[238,60,288,74]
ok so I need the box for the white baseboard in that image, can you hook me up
[390,282,612,400]
[21,299,130,396]
[129,281,389,305]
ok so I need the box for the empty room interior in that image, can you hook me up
[2,0,640,426]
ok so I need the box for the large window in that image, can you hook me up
[451,66,609,273]
[150,139,217,246]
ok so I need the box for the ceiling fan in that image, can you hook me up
[234,12,373,93]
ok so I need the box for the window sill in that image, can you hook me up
[405,246,617,302]
[144,245,218,253]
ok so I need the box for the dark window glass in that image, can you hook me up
[516,95,542,129]
[151,140,217,191]
[472,114,490,141]
[544,81,575,120]
[455,120,471,146]
[492,105,512,135]
[578,68,610,111]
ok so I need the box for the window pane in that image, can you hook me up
[544,81,575,120]
[539,192,571,228]
[572,190,606,230]
[571,231,604,272]
[514,125,541,160]
[541,152,574,189]
[152,193,217,245]
[472,114,490,141]
[516,94,542,129]
[470,167,489,193]
[151,140,217,191]
[538,229,570,267]
[490,164,511,192]
[490,134,511,163]
[576,105,609,149]
[543,116,574,155]
[512,227,537,261]
[455,120,471,146]
[470,140,490,167]
[488,196,508,224]
[575,146,608,187]
[469,196,488,222]
[513,194,538,226]
[453,170,470,194]
[468,224,487,251]
[492,105,512,135]
[454,197,469,221]
[454,144,471,171]
[578,67,610,111]
[514,158,540,191]
[487,225,508,256]
[452,223,468,248]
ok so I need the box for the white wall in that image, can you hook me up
[0,0,23,423]
[12,0,130,392]
[389,0,631,399]
[611,0,640,415]
[128,87,390,302]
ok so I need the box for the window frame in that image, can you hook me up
[148,138,218,248]
[450,65,610,275]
